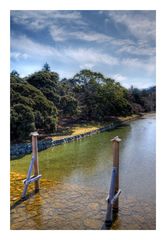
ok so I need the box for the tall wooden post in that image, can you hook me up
[103,135,122,228]
[31,132,40,192]
[111,136,121,212]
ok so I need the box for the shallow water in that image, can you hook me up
[11,113,156,230]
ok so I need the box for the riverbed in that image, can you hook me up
[10,113,156,230]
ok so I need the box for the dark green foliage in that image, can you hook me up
[26,69,78,117]
[11,104,35,142]
[11,66,156,143]
[11,70,20,78]
[11,71,22,84]
[60,95,78,116]
[44,116,57,133]
[41,88,61,107]
[68,70,132,120]
[35,111,44,129]
[128,86,156,113]
[11,74,57,142]
[27,70,59,88]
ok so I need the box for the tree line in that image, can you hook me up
[11,63,156,143]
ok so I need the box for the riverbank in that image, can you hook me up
[51,114,140,141]
[10,114,142,159]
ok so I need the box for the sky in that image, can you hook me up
[10,10,156,89]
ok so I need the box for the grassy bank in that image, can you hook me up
[50,114,140,141]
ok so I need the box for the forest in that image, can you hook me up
[11,63,156,143]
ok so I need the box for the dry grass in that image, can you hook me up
[52,123,103,140]
[118,114,138,121]
[51,114,139,141]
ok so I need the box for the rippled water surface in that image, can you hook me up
[11,114,156,230]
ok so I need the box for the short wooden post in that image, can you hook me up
[111,136,121,212]
[22,132,41,199]
[31,132,40,192]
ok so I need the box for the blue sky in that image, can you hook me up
[10,10,156,89]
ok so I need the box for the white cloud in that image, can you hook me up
[112,74,127,82]
[11,11,155,63]
[71,31,111,42]
[11,11,156,88]
[11,11,85,31]
[79,63,95,70]
[109,11,155,42]
[65,47,119,66]
[117,40,155,58]
[121,57,155,75]
[11,35,61,58]
[11,34,155,82]
[49,26,67,42]
[11,51,29,60]
[12,11,113,44]
[11,35,119,67]
[123,78,155,89]
[49,25,112,43]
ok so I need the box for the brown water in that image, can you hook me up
[11,113,156,230]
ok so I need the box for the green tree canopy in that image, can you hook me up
[10,67,156,143]
[11,72,58,142]
[11,104,35,142]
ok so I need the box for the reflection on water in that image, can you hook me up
[11,114,156,229]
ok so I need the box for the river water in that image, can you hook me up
[11,113,156,230]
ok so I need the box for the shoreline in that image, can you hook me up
[11,113,154,160]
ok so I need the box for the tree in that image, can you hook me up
[44,116,56,132]
[10,66,156,143]
[11,75,58,142]
[27,70,59,88]
[127,86,156,113]
[27,69,79,119]
[11,70,20,77]
[60,95,78,117]
[73,69,105,86]
[69,70,132,120]
[10,71,22,83]
[42,62,51,72]
[11,104,35,142]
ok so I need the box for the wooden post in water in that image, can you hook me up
[31,132,40,192]
[103,136,122,228]
[111,136,121,212]
[22,132,42,199]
